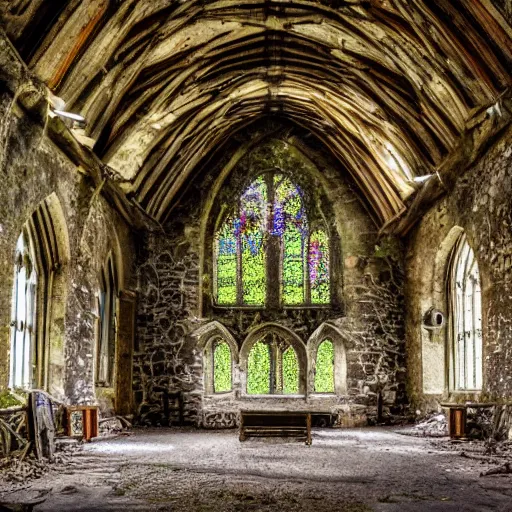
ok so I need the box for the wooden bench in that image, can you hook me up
[239,410,312,445]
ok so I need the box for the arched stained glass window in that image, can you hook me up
[214,172,330,307]
[315,339,335,393]
[213,341,232,393]
[449,234,482,390]
[274,175,308,305]
[309,230,330,304]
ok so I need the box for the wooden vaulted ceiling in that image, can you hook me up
[2,1,511,227]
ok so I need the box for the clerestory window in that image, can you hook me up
[214,172,330,307]
[448,234,482,391]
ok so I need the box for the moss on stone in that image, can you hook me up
[0,390,25,409]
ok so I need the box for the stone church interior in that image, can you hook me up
[0,1,511,510]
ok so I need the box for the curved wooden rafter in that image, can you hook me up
[1,0,510,227]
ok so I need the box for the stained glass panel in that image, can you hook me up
[216,219,237,305]
[315,340,334,392]
[282,347,299,394]
[214,172,330,307]
[274,175,307,305]
[240,177,267,305]
[309,230,330,304]
[247,341,271,394]
[213,341,232,393]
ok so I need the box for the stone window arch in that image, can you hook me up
[9,194,70,395]
[307,323,347,395]
[447,233,482,391]
[213,171,331,308]
[192,321,238,395]
[240,324,307,395]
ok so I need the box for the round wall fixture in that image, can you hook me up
[423,307,445,329]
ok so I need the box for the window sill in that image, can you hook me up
[449,390,483,394]
[204,391,235,398]
[240,394,306,399]
[212,305,332,311]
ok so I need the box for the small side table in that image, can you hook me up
[66,406,99,441]
[440,402,496,439]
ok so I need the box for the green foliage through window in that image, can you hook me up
[213,341,232,393]
[247,341,270,394]
[315,340,334,392]
[282,347,299,394]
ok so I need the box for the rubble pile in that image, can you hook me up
[99,415,132,437]
[397,413,448,437]
[0,440,82,491]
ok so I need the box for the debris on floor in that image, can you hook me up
[0,438,82,491]
[396,413,448,437]
[98,415,133,437]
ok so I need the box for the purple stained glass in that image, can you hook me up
[309,230,330,304]
[215,172,330,306]
[274,175,308,304]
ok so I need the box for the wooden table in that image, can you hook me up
[440,402,496,439]
[240,410,312,445]
[66,405,99,441]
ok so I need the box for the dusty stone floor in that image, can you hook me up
[1,427,512,511]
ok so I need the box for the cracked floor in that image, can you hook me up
[1,427,512,511]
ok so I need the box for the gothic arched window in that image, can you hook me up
[214,172,330,307]
[246,333,300,395]
[9,233,37,389]
[97,256,117,387]
[315,339,335,393]
[449,234,482,391]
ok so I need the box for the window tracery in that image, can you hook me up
[246,332,300,395]
[448,234,482,391]
[9,233,37,389]
[214,172,330,307]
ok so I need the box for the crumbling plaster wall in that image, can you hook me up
[0,50,135,404]
[406,126,512,410]
[135,126,407,427]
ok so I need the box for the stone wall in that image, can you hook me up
[134,124,407,427]
[405,126,512,409]
[0,35,135,406]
